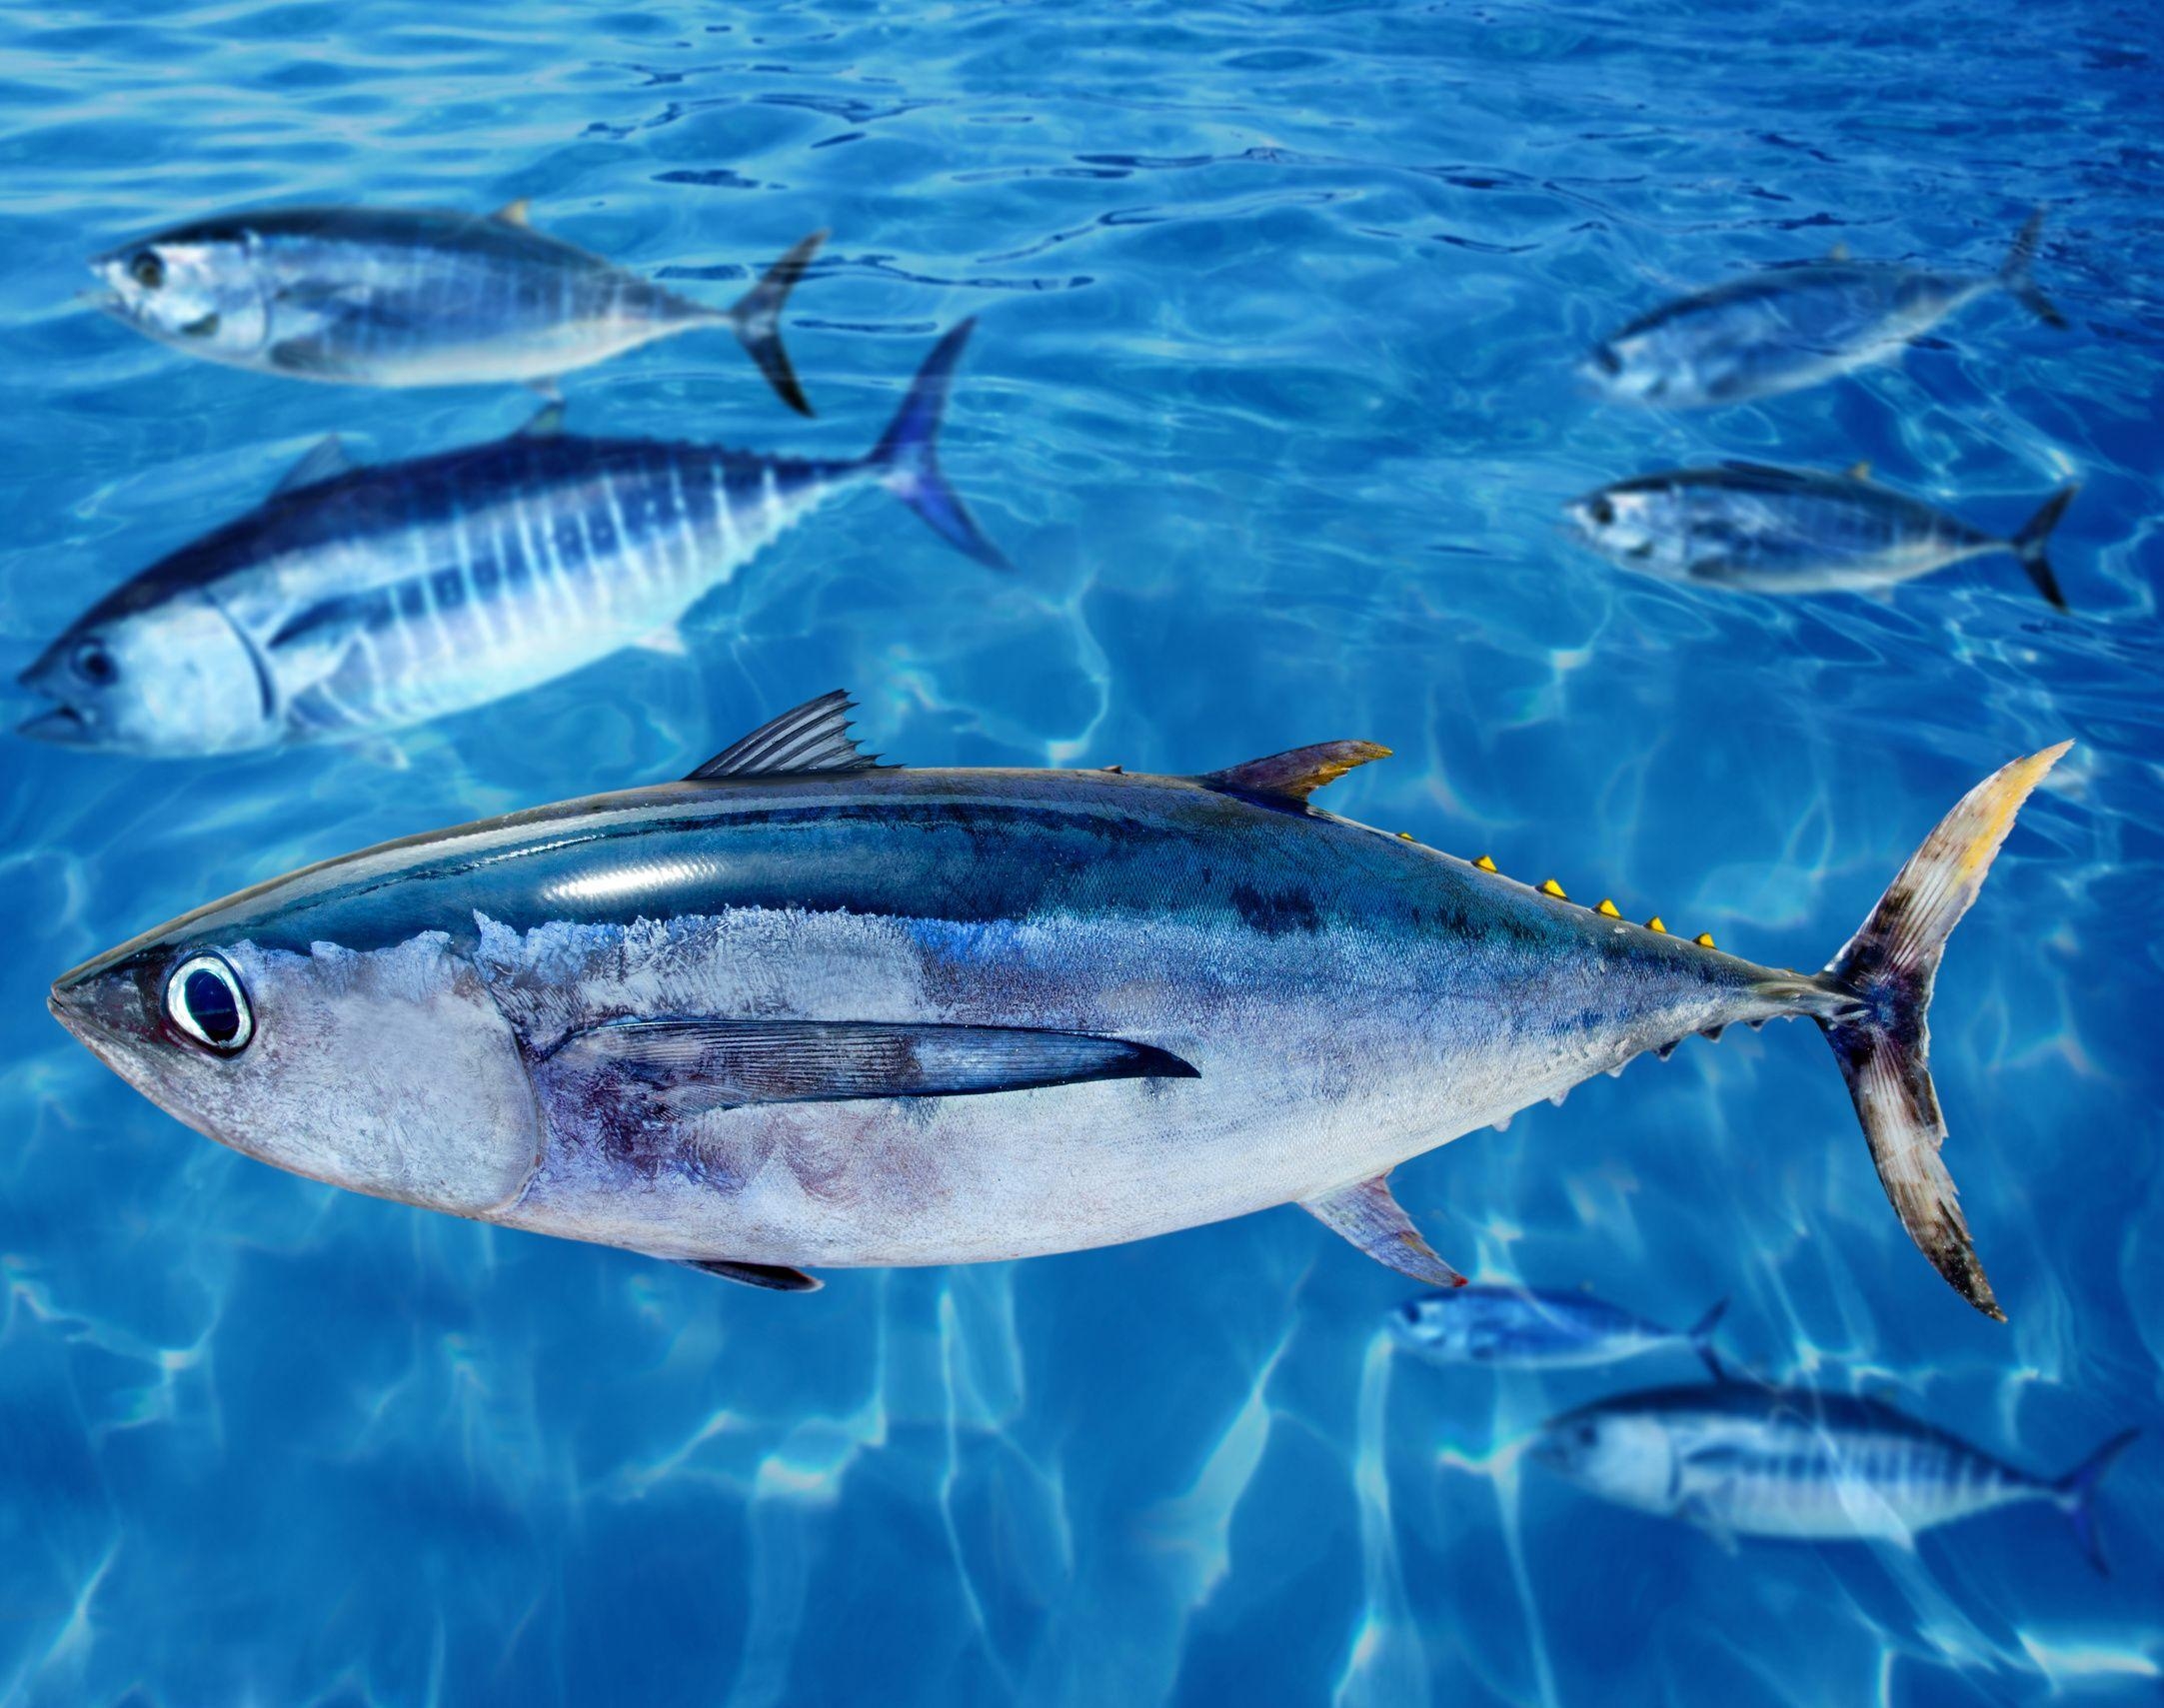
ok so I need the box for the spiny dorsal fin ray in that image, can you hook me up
[687,690,890,782]
[1202,741,1390,808]
[1301,1173,1466,1287]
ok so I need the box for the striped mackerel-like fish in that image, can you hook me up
[90,203,827,412]
[18,324,1004,756]
[49,689,2066,1324]
[1533,1382,2136,1572]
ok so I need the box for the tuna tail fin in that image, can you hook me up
[1685,1298,1729,1382]
[729,230,826,416]
[866,318,1010,570]
[2054,1428,2137,1574]
[2009,485,2078,613]
[2000,210,2067,330]
[1816,743,2073,1321]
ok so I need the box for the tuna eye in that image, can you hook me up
[1588,498,1615,527]
[165,953,252,1053]
[72,640,117,685]
[130,251,165,290]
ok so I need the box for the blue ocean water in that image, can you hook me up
[3,0,2160,1702]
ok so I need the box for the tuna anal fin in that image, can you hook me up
[681,1257,821,1291]
[1203,741,1392,809]
[542,1017,1197,1113]
[1301,1174,1466,1287]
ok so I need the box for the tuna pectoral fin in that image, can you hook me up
[729,229,826,416]
[1818,743,2072,1320]
[1301,1174,1467,1288]
[541,1017,1196,1114]
[681,1258,822,1292]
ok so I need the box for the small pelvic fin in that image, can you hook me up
[493,198,534,227]
[272,435,356,498]
[1474,854,1498,872]
[1301,1174,1466,1288]
[1202,741,1391,808]
[687,690,886,781]
[682,1258,821,1292]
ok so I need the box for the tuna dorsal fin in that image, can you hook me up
[686,690,888,782]
[1301,1174,1466,1287]
[1202,740,1390,808]
[273,435,356,498]
[493,198,534,227]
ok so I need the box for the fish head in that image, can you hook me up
[90,231,271,360]
[49,902,540,1219]
[1530,1404,1675,1505]
[1562,482,1675,575]
[19,592,279,756]
[1577,331,1680,404]
[1387,1293,1468,1356]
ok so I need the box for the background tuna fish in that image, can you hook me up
[1391,1286,1728,1378]
[1581,213,2064,408]
[1533,1382,2137,1572]
[17,324,1003,757]
[1565,462,2078,608]
[48,691,2064,1318]
[91,203,827,412]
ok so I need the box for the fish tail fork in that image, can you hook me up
[2009,485,2079,613]
[866,319,1010,570]
[2000,209,2067,330]
[729,229,827,416]
[1815,742,2073,1321]
[2054,1428,2138,1574]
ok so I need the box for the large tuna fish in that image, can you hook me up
[90,202,825,412]
[18,324,1002,756]
[1581,213,2065,408]
[1565,462,2077,610]
[1532,1382,2136,1571]
[48,692,2064,1317]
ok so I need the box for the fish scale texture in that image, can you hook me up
[1,2,2159,1706]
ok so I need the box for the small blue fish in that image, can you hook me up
[1582,213,2065,408]
[1565,462,2077,609]
[90,202,825,413]
[1532,1383,2137,1572]
[19,323,1003,756]
[1390,1287,1728,1379]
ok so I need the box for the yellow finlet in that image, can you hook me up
[1596,897,1620,917]
[1474,854,1498,872]
[1694,931,1716,948]
[1397,832,1414,842]
[493,198,534,227]
[1540,877,1566,898]
[1647,915,1666,933]
[1844,460,1872,481]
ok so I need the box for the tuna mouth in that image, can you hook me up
[178,312,220,339]
[16,703,92,745]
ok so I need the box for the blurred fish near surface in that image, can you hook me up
[1532,1380,2138,1573]
[88,203,827,413]
[1580,211,2065,409]
[1565,462,2078,609]
[1391,1286,1730,1379]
